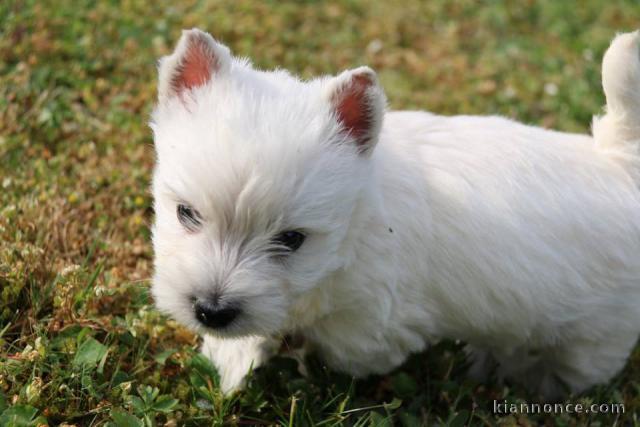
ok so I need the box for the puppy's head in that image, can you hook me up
[150,29,386,338]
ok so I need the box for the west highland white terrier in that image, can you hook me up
[150,28,640,399]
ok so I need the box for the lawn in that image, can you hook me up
[1,0,640,425]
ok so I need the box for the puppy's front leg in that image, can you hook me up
[201,335,279,394]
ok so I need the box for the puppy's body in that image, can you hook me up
[152,30,640,398]
[287,111,640,393]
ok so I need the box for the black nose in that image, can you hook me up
[194,300,241,329]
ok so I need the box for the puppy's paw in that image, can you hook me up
[201,335,279,394]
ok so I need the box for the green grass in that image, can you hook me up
[2,0,640,425]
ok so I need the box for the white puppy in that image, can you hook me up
[150,28,640,398]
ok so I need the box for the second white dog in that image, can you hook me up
[150,29,640,399]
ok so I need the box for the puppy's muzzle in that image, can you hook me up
[194,299,241,329]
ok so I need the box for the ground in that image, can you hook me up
[1,0,640,425]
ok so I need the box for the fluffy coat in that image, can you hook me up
[150,29,640,398]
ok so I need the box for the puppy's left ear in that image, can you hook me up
[158,28,231,103]
[324,67,386,154]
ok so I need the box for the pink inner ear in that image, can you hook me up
[173,37,214,93]
[335,74,373,146]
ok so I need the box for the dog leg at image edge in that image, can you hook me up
[201,335,280,393]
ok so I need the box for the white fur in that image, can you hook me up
[151,29,640,397]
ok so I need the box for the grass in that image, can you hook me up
[1,0,640,425]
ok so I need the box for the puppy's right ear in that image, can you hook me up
[158,28,231,103]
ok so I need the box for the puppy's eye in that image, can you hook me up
[272,230,305,253]
[177,204,202,232]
